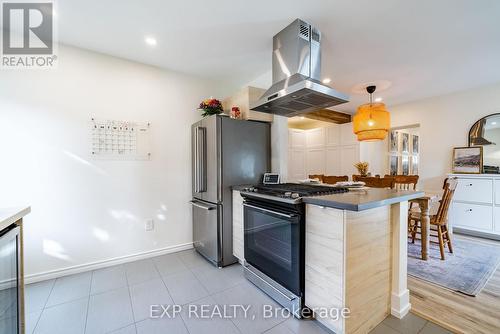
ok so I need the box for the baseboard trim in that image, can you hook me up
[24,242,194,284]
[391,303,411,319]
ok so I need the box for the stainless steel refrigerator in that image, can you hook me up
[191,115,270,267]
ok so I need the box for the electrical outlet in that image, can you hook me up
[145,219,154,231]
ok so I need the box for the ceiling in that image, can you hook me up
[56,0,500,112]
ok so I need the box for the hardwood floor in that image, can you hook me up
[408,235,500,334]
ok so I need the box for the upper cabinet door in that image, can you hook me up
[340,144,360,176]
[340,123,357,146]
[325,125,341,146]
[325,147,341,175]
[306,149,326,175]
[288,149,306,181]
[306,128,325,148]
[289,129,306,149]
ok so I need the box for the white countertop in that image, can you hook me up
[0,207,31,231]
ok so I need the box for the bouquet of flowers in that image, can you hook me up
[198,98,223,117]
[230,106,241,119]
[354,161,369,176]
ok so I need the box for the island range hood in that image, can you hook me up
[250,19,349,117]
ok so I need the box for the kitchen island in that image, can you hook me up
[232,187,423,334]
[303,188,423,334]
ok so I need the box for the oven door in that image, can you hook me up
[243,200,302,296]
[0,226,22,334]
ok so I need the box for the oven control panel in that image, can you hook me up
[263,173,280,184]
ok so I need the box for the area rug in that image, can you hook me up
[407,238,500,296]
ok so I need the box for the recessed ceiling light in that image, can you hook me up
[374,97,383,102]
[322,78,331,84]
[492,122,497,125]
[145,36,157,46]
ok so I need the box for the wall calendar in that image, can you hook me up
[91,118,151,160]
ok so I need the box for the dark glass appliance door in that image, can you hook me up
[244,202,301,296]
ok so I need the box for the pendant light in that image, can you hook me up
[353,85,390,141]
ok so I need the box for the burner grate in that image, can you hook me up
[255,183,348,196]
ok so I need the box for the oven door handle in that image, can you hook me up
[243,204,298,219]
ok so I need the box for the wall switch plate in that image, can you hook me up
[145,219,154,231]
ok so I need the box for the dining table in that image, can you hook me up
[409,193,440,260]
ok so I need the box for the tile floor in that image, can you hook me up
[15,249,452,334]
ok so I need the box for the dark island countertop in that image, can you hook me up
[303,188,424,211]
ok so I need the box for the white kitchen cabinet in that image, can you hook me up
[306,149,326,175]
[306,128,325,148]
[494,207,500,233]
[232,190,244,262]
[325,125,341,146]
[340,144,360,177]
[450,174,500,239]
[454,178,493,204]
[288,149,306,180]
[288,124,362,181]
[494,181,500,205]
[452,202,493,231]
[340,123,357,146]
[289,129,306,149]
[325,147,341,175]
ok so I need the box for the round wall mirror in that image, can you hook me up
[469,113,500,173]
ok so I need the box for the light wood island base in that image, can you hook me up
[305,202,410,334]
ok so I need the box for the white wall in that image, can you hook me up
[0,45,217,279]
[390,82,500,191]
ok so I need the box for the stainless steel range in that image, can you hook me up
[240,183,348,317]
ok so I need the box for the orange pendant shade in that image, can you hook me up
[353,102,390,141]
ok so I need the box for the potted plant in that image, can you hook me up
[198,98,224,117]
[354,162,369,177]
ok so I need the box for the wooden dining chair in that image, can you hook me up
[309,174,324,182]
[408,177,458,260]
[322,175,349,184]
[353,174,380,181]
[385,175,419,190]
[354,176,394,188]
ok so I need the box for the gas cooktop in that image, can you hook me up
[240,183,349,203]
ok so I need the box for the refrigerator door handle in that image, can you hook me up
[198,127,207,192]
[190,200,215,210]
[194,127,199,193]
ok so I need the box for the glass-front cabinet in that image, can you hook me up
[0,226,22,334]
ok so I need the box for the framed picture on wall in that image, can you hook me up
[411,155,419,175]
[389,155,398,176]
[452,146,483,174]
[412,135,419,154]
[389,130,398,153]
[401,155,410,175]
[401,133,410,154]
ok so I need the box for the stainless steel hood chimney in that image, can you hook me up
[250,19,349,117]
